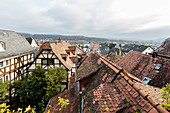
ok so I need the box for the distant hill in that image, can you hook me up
[18,32,143,43]
[18,33,113,42]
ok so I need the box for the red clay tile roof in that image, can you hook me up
[45,52,168,113]
[77,53,101,80]
[37,42,77,70]
[112,51,170,88]
[106,53,123,64]
[155,38,170,56]
[90,44,100,51]
[38,42,51,54]
[46,87,80,113]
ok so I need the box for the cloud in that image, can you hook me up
[0,0,170,40]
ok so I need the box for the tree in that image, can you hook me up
[10,66,68,112]
[43,67,68,102]
[0,82,8,101]
[11,66,46,111]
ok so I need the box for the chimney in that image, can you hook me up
[58,37,61,43]
[152,52,158,64]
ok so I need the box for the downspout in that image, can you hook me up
[79,91,84,113]
[45,98,51,112]
[81,95,84,113]
[75,64,80,93]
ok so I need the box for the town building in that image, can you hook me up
[26,37,39,50]
[0,30,35,83]
[122,44,154,55]
[29,39,78,92]
[90,44,101,53]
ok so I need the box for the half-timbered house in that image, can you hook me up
[0,30,35,83]
[29,39,78,92]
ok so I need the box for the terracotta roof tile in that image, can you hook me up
[77,53,101,80]
[149,108,159,113]
[45,52,168,113]
[111,51,170,88]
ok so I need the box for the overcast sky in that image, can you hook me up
[0,0,170,40]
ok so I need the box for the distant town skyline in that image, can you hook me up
[0,0,170,40]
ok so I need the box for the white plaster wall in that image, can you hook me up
[37,59,41,63]
[55,59,59,63]
[142,47,153,54]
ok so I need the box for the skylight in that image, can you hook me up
[3,32,8,36]
[155,64,162,70]
[142,77,151,84]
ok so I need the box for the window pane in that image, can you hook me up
[6,60,8,65]
[6,75,8,81]
[49,59,54,65]
[42,59,47,64]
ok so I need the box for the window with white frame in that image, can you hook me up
[6,75,9,81]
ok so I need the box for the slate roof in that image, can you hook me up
[0,30,34,59]
[113,51,170,88]
[45,52,168,113]
[122,44,150,53]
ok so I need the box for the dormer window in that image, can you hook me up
[63,57,66,61]
[61,54,68,61]
[66,50,70,55]
[0,41,6,51]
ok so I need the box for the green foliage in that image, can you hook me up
[161,83,170,110]
[44,67,68,101]
[58,97,69,108]
[0,103,36,113]
[11,66,46,111]
[3,66,68,112]
[0,82,8,100]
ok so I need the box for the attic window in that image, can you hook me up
[63,57,66,61]
[0,61,3,67]
[6,60,9,65]
[142,77,151,84]
[0,41,6,51]
[3,32,7,36]
[155,64,162,70]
